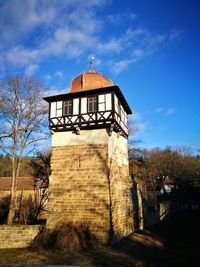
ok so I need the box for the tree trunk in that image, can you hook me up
[7,157,17,224]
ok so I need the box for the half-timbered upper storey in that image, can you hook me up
[44,70,132,138]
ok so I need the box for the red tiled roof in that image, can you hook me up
[0,177,35,191]
[70,69,113,93]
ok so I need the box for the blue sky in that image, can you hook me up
[0,0,199,152]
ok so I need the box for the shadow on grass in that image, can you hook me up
[1,211,200,267]
[89,210,200,267]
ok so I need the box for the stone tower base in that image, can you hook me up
[47,130,133,243]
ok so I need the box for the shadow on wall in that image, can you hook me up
[131,176,173,230]
[0,196,10,224]
[47,132,134,244]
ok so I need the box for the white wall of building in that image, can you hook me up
[52,129,128,167]
[52,129,109,146]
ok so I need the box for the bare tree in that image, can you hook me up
[30,150,51,221]
[0,76,48,224]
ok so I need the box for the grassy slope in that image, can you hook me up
[0,211,200,267]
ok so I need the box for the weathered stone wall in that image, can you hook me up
[47,131,134,243]
[0,225,39,248]
[108,132,133,242]
[109,161,133,243]
[47,144,111,242]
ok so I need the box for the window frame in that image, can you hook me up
[87,95,98,113]
[63,99,73,116]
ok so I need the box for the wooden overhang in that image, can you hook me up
[43,85,132,115]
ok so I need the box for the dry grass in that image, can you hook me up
[1,211,200,267]
[31,222,96,252]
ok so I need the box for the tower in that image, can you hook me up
[44,68,133,243]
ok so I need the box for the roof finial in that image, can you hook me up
[89,56,95,71]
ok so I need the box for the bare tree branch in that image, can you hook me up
[0,76,49,224]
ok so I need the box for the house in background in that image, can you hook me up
[0,176,48,224]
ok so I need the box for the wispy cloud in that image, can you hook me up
[55,71,64,79]
[153,107,164,113]
[24,64,39,76]
[0,0,183,76]
[106,12,137,25]
[45,87,68,97]
[128,113,147,136]
[169,29,184,41]
[165,107,176,116]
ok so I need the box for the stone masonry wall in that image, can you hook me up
[47,144,111,242]
[0,225,39,249]
[109,160,133,243]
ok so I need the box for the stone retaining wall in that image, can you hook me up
[0,225,39,249]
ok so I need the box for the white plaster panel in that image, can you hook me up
[81,98,87,113]
[52,129,109,146]
[56,109,62,117]
[114,95,118,113]
[108,131,128,166]
[98,94,105,103]
[104,111,111,119]
[91,114,95,120]
[50,102,56,118]
[57,101,62,109]
[121,105,125,115]
[99,103,105,111]
[83,114,89,120]
[52,118,57,124]
[121,110,125,123]
[71,116,78,122]
[125,114,128,123]
[105,93,112,110]
[73,99,79,115]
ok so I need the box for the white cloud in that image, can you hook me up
[97,38,123,54]
[45,88,67,97]
[0,0,183,75]
[132,49,144,59]
[128,113,147,136]
[169,29,183,41]
[137,123,147,134]
[55,71,63,79]
[153,107,164,113]
[106,12,137,25]
[165,107,176,116]
[44,74,52,81]
[130,113,141,121]
[111,59,135,75]
[25,64,39,76]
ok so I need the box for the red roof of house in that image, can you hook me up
[0,177,35,191]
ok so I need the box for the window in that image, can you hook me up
[88,96,97,112]
[63,100,73,115]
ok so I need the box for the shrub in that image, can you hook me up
[32,221,97,252]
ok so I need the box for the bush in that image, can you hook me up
[32,221,97,252]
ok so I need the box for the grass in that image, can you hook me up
[0,211,200,267]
